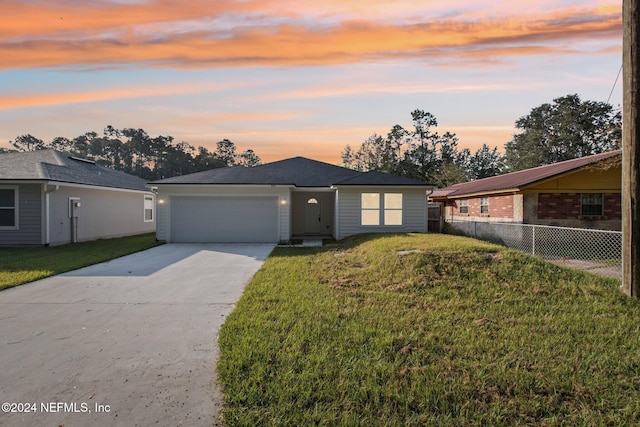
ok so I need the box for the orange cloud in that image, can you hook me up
[0,2,622,71]
[0,81,257,110]
[1,0,253,39]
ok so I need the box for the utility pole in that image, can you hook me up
[622,0,640,296]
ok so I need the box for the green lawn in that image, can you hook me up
[0,233,163,290]
[218,233,640,426]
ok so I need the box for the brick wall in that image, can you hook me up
[537,193,621,220]
[603,193,622,219]
[488,194,515,218]
[448,194,514,219]
[538,193,580,219]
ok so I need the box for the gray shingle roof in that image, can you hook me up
[333,170,430,186]
[0,150,150,192]
[151,156,432,187]
[432,150,621,199]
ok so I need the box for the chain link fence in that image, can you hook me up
[445,220,622,280]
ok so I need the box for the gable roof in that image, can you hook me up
[333,170,432,186]
[0,149,150,192]
[433,150,621,199]
[151,156,432,187]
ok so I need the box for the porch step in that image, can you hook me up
[301,239,323,247]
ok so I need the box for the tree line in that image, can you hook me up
[3,94,621,186]
[341,94,622,187]
[4,126,261,181]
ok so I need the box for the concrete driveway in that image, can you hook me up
[0,243,274,427]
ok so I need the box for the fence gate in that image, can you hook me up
[428,204,442,233]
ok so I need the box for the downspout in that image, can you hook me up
[43,184,60,246]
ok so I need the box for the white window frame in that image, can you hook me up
[361,193,380,226]
[383,193,403,226]
[459,199,469,214]
[480,197,490,215]
[144,195,155,222]
[360,192,403,226]
[0,186,19,230]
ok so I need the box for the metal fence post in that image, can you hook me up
[532,225,536,256]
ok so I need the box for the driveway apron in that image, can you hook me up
[0,243,274,427]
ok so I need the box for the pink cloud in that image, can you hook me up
[0,2,621,71]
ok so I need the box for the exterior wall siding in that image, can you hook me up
[48,186,155,245]
[155,185,291,242]
[335,187,427,240]
[156,194,168,242]
[527,165,621,192]
[0,184,42,246]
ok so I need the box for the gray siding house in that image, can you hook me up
[151,157,433,243]
[0,150,156,246]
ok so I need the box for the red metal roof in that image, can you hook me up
[432,150,621,199]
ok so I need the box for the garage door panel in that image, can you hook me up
[170,196,279,243]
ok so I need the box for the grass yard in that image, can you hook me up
[218,233,640,426]
[0,233,162,290]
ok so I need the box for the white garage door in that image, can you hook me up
[170,196,279,243]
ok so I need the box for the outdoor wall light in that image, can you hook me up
[280,199,287,205]
[158,199,165,204]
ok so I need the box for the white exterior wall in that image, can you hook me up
[155,185,291,242]
[48,185,155,245]
[335,187,428,240]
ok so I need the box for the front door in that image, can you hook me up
[304,198,321,234]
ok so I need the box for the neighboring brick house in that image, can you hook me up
[430,150,621,231]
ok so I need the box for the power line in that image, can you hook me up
[607,64,623,105]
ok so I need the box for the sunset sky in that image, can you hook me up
[0,0,622,163]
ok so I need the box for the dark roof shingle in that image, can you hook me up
[334,170,429,186]
[152,156,432,187]
[0,150,150,191]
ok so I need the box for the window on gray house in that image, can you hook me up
[361,193,380,225]
[361,193,403,226]
[144,196,154,222]
[0,187,17,228]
